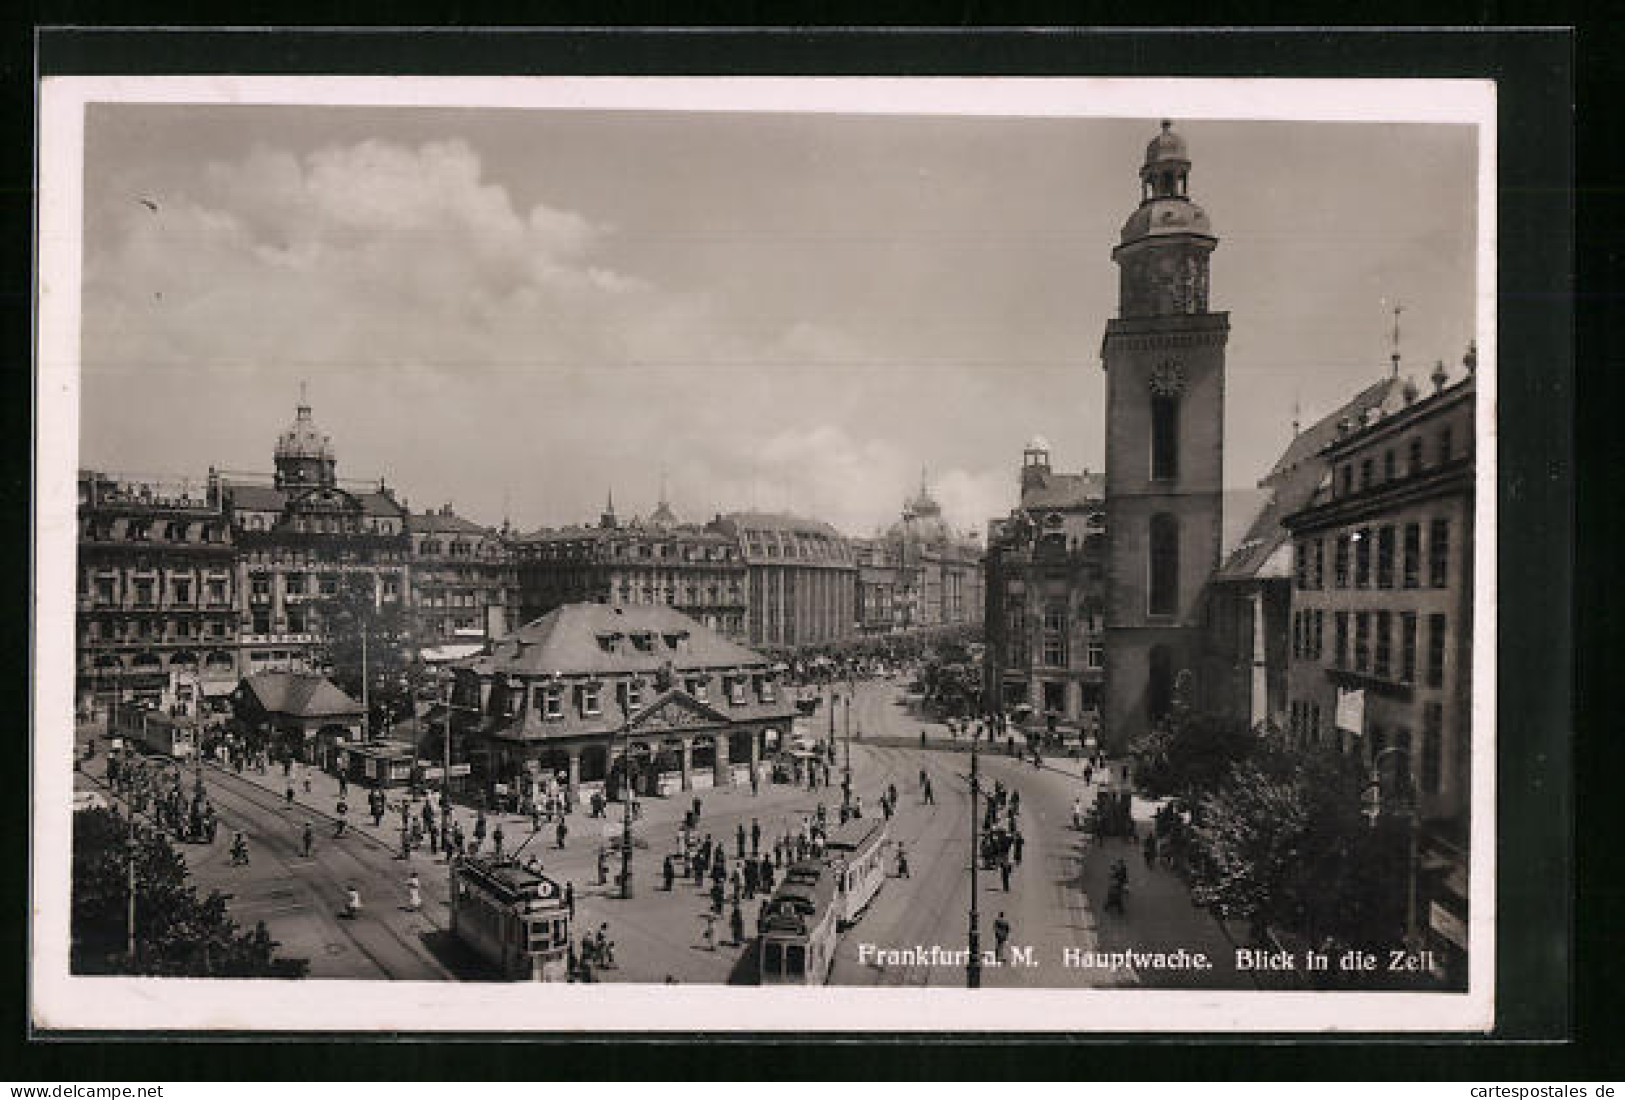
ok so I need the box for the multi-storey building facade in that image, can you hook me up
[456,603,798,804]
[1101,120,1230,751]
[982,438,1108,733]
[74,396,526,718]
[1282,354,1476,986]
[1202,377,1405,732]
[706,512,856,651]
[407,505,519,643]
[75,471,239,716]
[512,494,748,640]
[852,481,985,640]
[853,537,903,636]
[223,397,412,677]
[885,481,984,634]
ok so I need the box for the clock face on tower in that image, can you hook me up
[1148,359,1186,396]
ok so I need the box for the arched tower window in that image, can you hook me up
[1149,513,1179,617]
[1151,393,1180,480]
[1148,644,1174,723]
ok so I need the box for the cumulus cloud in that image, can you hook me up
[81,134,983,534]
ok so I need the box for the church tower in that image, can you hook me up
[1100,121,1229,746]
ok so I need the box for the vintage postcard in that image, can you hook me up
[33,74,1497,1032]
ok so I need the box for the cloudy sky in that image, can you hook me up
[77,102,1477,539]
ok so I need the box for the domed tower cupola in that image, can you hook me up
[1113,119,1218,319]
[273,383,337,490]
[1021,435,1053,493]
[1141,120,1191,201]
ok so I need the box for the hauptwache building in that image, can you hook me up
[453,603,799,804]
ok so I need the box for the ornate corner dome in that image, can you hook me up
[272,386,338,490]
[274,399,334,463]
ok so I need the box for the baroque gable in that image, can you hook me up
[627,688,734,732]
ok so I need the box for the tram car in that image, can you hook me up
[756,818,889,985]
[823,817,888,927]
[757,860,840,985]
[113,707,196,762]
[450,856,572,982]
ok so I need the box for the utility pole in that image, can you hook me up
[843,670,853,792]
[441,671,454,856]
[360,622,370,740]
[967,715,982,989]
[620,715,635,899]
[192,671,207,802]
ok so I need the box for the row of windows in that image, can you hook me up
[242,548,408,566]
[84,519,226,544]
[91,577,232,607]
[743,536,847,562]
[1307,609,1449,688]
[500,673,776,721]
[1288,699,1323,743]
[415,539,498,558]
[1336,423,1461,498]
[1298,518,1453,591]
[237,513,401,537]
[618,582,744,605]
[85,619,232,642]
[1284,701,1451,798]
[519,541,739,564]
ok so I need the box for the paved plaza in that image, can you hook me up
[76,678,1251,987]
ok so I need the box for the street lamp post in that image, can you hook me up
[842,670,854,793]
[191,671,208,803]
[439,670,456,857]
[119,752,150,963]
[1367,746,1420,951]
[827,679,837,761]
[620,714,635,899]
[967,710,982,989]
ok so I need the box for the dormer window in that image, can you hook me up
[630,632,655,653]
[537,685,563,720]
[596,633,617,655]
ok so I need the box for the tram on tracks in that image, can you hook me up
[449,856,572,982]
[112,707,196,761]
[824,818,888,927]
[757,860,840,985]
[757,817,888,985]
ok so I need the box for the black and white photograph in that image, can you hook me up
[32,75,1497,1033]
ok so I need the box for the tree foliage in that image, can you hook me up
[1185,741,1407,949]
[313,573,417,732]
[920,658,980,717]
[1129,695,1259,801]
[71,806,308,978]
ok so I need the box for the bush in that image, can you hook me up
[1185,743,1407,949]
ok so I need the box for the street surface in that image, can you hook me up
[73,679,1251,987]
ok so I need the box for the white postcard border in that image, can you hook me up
[33,73,1498,1034]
